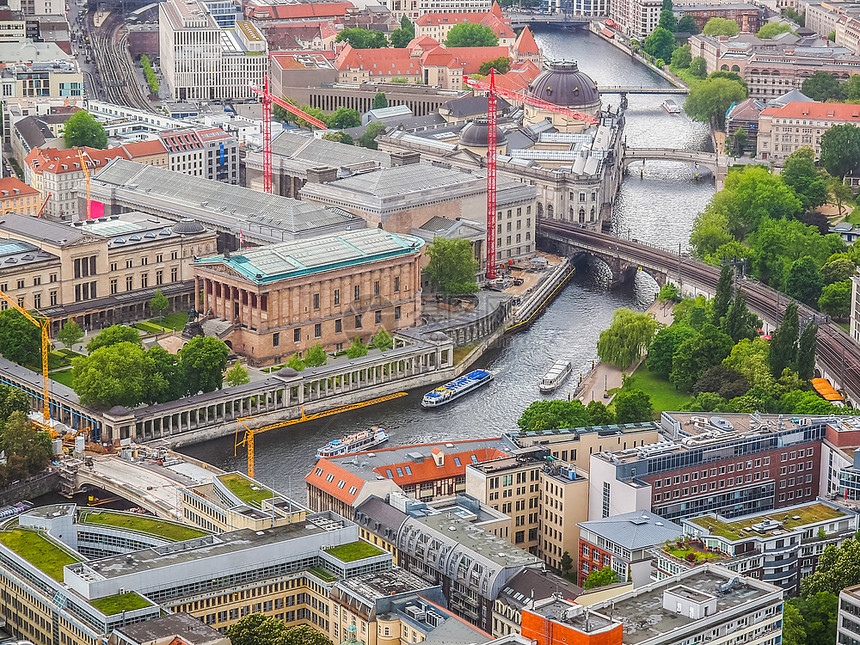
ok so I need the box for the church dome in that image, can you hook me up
[459,118,507,148]
[529,60,600,108]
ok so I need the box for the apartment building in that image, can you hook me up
[839,585,860,645]
[7,0,61,15]
[414,3,515,46]
[159,127,239,184]
[806,1,860,38]
[0,41,82,100]
[758,101,860,163]
[656,500,858,595]
[610,0,663,40]
[385,0,489,22]
[492,567,582,637]
[0,176,40,215]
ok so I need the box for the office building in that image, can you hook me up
[0,41,82,101]
[758,101,860,162]
[159,127,239,184]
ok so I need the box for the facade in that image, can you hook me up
[159,127,240,184]
[0,41,82,100]
[758,100,860,162]
[839,585,860,645]
[492,568,582,637]
[806,1,860,38]
[192,228,424,364]
[385,0,490,22]
[414,3,515,46]
[110,613,229,645]
[725,97,765,152]
[611,0,663,40]
[675,3,764,32]
[0,176,40,215]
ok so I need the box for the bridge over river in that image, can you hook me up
[504,11,596,28]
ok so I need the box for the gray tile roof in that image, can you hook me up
[314,164,480,198]
[354,495,408,536]
[272,130,391,168]
[113,612,225,645]
[578,511,682,550]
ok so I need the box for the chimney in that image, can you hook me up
[390,151,421,166]
[306,166,338,184]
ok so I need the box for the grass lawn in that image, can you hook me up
[134,321,166,334]
[218,473,274,508]
[618,363,692,417]
[669,64,703,89]
[664,546,723,562]
[453,342,479,365]
[90,592,152,615]
[81,510,207,542]
[0,529,81,580]
[308,566,337,582]
[50,369,75,388]
[151,312,189,331]
[843,206,860,225]
[689,503,847,541]
[326,541,384,562]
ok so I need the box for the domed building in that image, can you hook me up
[524,60,602,132]
[458,118,508,156]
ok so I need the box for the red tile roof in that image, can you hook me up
[761,101,860,121]
[120,139,167,158]
[248,2,352,20]
[415,4,514,39]
[514,26,539,55]
[375,446,509,486]
[335,44,421,76]
[306,459,373,505]
[25,147,130,175]
[159,130,204,153]
[0,177,39,197]
[443,46,510,74]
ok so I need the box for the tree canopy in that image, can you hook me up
[358,121,386,149]
[149,290,169,318]
[0,310,41,366]
[768,301,799,378]
[677,15,698,33]
[781,146,829,211]
[688,56,707,78]
[424,237,479,295]
[225,361,250,387]
[658,9,677,31]
[181,336,230,395]
[445,22,498,47]
[518,399,590,432]
[63,110,108,149]
[583,567,619,589]
[87,325,141,353]
[684,77,747,128]
[327,107,361,129]
[756,22,794,38]
[819,280,852,318]
[802,71,844,102]
[479,56,511,75]
[820,124,860,179]
[336,28,388,48]
[596,308,660,370]
[72,342,152,408]
[372,91,388,109]
[784,256,823,307]
[614,389,654,423]
[670,44,692,68]
[644,26,675,62]
[702,17,740,35]
[57,319,84,349]
[321,131,354,145]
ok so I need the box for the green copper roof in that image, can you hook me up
[195,229,424,284]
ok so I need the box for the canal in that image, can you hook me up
[180,29,716,497]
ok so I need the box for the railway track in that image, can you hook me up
[539,219,860,401]
[90,13,156,112]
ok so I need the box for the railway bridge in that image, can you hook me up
[538,220,860,405]
[504,11,596,28]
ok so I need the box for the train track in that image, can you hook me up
[539,220,860,401]
[90,13,156,112]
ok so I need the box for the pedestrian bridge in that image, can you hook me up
[622,147,724,174]
[599,86,689,94]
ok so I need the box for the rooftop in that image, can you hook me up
[113,612,226,645]
[0,177,39,197]
[0,527,82,581]
[579,511,683,550]
[0,212,86,247]
[762,100,860,120]
[0,238,57,269]
[88,591,153,615]
[271,130,390,169]
[217,473,278,508]
[79,509,209,542]
[325,540,386,562]
[336,567,436,601]
[688,502,850,541]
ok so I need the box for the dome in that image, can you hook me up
[107,405,130,416]
[276,366,299,377]
[529,60,599,108]
[459,119,507,148]
[171,218,206,235]
[429,331,448,341]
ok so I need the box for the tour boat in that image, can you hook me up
[421,369,494,408]
[662,99,681,114]
[539,359,573,393]
[316,427,389,459]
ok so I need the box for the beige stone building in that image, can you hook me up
[193,228,424,365]
[757,100,860,163]
[0,176,40,216]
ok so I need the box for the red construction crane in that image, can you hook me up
[250,75,328,194]
[463,70,600,279]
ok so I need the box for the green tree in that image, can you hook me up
[445,22,498,47]
[295,105,327,130]
[821,125,860,179]
[286,354,305,371]
[597,308,659,370]
[769,301,799,378]
[671,324,734,389]
[371,327,393,351]
[819,280,852,318]
[803,538,860,596]
[0,310,40,366]
[683,391,731,412]
[845,75,860,102]
[0,411,51,478]
[723,337,774,390]
[145,346,185,403]
[321,131,354,145]
[781,146,829,210]
[684,77,747,128]
[372,91,388,109]
[659,8,677,31]
[689,56,707,78]
[326,107,361,129]
[304,343,328,367]
[646,325,697,378]
[518,399,590,431]
[401,15,414,33]
[829,29,836,40]
[677,15,698,33]
[614,389,654,422]
[722,291,758,342]
[346,337,368,359]
[57,319,84,349]
[479,56,511,75]
[670,44,692,68]
[802,71,844,102]
[796,321,817,381]
[62,110,108,149]
[785,256,823,307]
[560,551,573,575]
[657,283,681,302]
[283,626,333,645]
[0,385,31,420]
[149,289,169,318]
[72,342,150,408]
[226,613,289,645]
[788,593,837,645]
[708,70,748,94]
[692,364,750,400]
[583,567,620,589]
[390,28,413,47]
[702,17,740,35]
[181,336,230,394]
[829,176,854,216]
[87,324,141,353]
[358,121,386,149]
[225,361,250,387]
[586,400,614,425]
[424,237,478,294]
[733,127,748,156]
[690,207,732,258]
[716,166,802,239]
[712,263,734,325]
[781,601,807,645]
[756,21,794,38]
[273,97,299,123]
[644,26,676,62]
[747,218,843,289]
[336,28,388,48]
[821,254,856,284]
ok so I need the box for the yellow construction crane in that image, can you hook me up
[77,149,91,220]
[0,291,51,432]
[235,392,408,479]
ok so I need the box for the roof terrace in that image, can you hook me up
[0,527,81,581]
[688,503,849,541]
[79,510,209,542]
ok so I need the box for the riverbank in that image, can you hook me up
[588,22,687,88]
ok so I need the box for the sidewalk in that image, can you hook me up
[577,299,674,405]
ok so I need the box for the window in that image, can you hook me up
[141,273,149,288]
[110,278,117,294]
[375,310,382,324]
[394,306,401,320]
[294,328,301,343]
[156,253,163,263]
[374,281,380,296]
[394,276,400,292]
[334,289,340,305]
[355,315,362,329]
[33,293,40,308]
[354,285,360,301]
[313,293,320,310]
[126,276,133,291]
[273,332,280,347]
[50,291,57,306]
[314,323,321,338]
[33,276,40,286]
[156,270,163,285]
[171,267,178,282]
[141,257,148,266]
[335,319,342,333]
[16,279,23,289]
[126,259,133,269]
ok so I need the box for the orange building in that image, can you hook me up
[0,177,40,216]
[521,599,622,645]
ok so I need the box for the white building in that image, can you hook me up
[386,0,490,21]
[0,41,82,101]
[611,0,663,39]
[839,585,860,645]
[159,0,267,101]
[7,0,60,15]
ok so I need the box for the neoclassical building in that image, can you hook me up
[193,229,424,364]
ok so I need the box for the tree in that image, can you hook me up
[0,310,41,366]
[614,389,654,422]
[796,321,817,381]
[181,336,230,394]
[702,17,740,35]
[321,131,354,145]
[226,614,289,645]
[769,301,799,378]
[335,28,388,48]
[273,97,298,123]
[692,364,750,400]
[708,70,748,94]
[644,26,675,62]
[286,354,305,371]
[372,91,388,109]
[690,207,732,258]
[583,567,619,589]
[722,291,758,342]
[781,146,829,211]
[0,385,31,421]
[479,56,511,75]
[326,107,361,129]
[146,346,185,403]
[72,342,151,408]
[225,361,250,387]
[296,105,327,130]
[657,283,681,302]
[560,551,573,575]
[788,593,837,645]
[371,327,393,351]
[747,218,843,289]
[819,280,852,319]
[86,324,141,353]
[597,308,659,370]
[670,324,734,389]
[390,28,413,47]
[659,8,677,31]
[845,75,860,102]
[684,77,747,128]
[802,538,860,596]
[62,110,108,149]
[586,400,614,425]
[358,121,386,149]
[683,391,731,412]
[424,237,478,295]
[518,399,590,431]
[802,71,844,102]
[757,22,794,38]
[785,256,823,307]
[346,337,368,359]
[733,127,748,156]
[829,176,854,217]
[57,319,84,349]
[304,343,328,367]
[0,411,51,479]
[712,263,734,326]
[723,337,773,390]
[782,601,807,645]
[689,56,707,78]
[821,125,860,179]
[401,15,414,33]
[715,166,802,239]
[821,254,856,284]
[646,325,697,378]
[670,44,692,68]
[677,15,698,33]
[445,22,498,47]
[283,626,333,645]
[149,290,169,318]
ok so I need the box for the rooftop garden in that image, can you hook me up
[89,592,152,615]
[689,504,846,541]
[0,529,81,581]
[308,566,337,582]
[663,538,725,564]
[81,510,208,542]
[218,473,275,508]
[325,541,384,562]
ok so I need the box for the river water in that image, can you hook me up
[180,29,715,497]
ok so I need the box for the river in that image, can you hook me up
[179,29,716,498]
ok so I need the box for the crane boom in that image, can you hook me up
[0,292,50,425]
[36,192,51,218]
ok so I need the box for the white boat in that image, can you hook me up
[662,99,681,114]
[421,369,494,408]
[316,427,389,459]
[539,359,573,393]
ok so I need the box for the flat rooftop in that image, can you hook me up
[688,502,850,541]
[78,509,209,542]
[0,526,82,581]
[508,422,659,444]
[337,568,433,601]
[0,238,58,269]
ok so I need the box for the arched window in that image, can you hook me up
[590,206,596,221]
[579,208,585,223]
[731,65,740,72]
[547,205,554,219]
[721,64,729,71]
[537,203,544,217]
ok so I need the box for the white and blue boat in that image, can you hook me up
[421,369,494,408]
[316,427,389,459]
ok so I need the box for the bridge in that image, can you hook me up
[599,86,689,94]
[537,220,860,405]
[623,147,727,182]
[504,11,597,28]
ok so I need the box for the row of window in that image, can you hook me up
[272,308,402,347]
[109,268,179,294]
